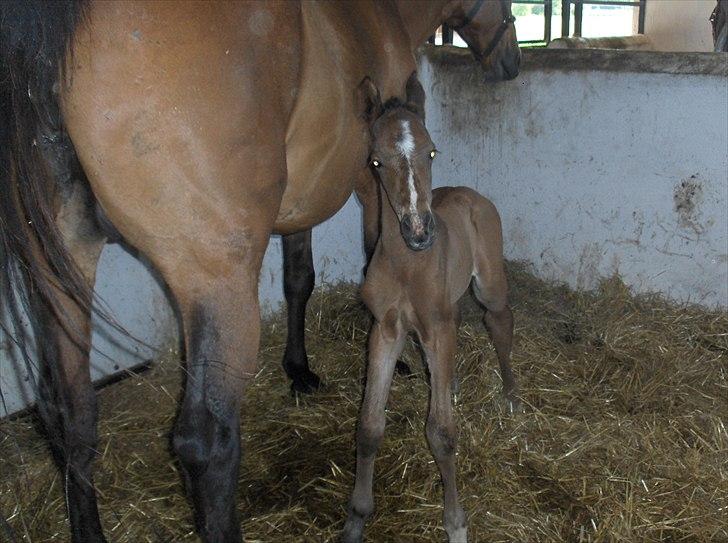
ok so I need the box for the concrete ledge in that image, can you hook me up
[420,44,728,76]
[547,35,653,50]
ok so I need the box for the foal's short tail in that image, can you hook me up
[0,1,91,347]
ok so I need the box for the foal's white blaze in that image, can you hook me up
[396,120,418,215]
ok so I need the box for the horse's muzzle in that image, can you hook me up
[400,211,436,251]
[484,47,521,82]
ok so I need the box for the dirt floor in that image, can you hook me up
[1,262,726,542]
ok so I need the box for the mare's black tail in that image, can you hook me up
[0,1,90,367]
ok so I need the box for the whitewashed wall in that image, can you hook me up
[643,0,715,52]
[419,46,727,307]
[2,47,726,416]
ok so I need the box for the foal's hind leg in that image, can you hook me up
[34,166,107,542]
[281,230,322,393]
[421,320,468,543]
[343,317,406,543]
[472,272,520,412]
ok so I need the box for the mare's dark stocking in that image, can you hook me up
[281,229,321,393]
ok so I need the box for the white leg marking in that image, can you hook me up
[447,525,468,543]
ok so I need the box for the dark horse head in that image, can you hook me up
[447,0,521,81]
[360,74,437,252]
[711,0,728,52]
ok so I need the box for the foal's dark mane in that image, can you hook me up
[381,97,420,116]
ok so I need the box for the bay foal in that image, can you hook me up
[343,76,519,543]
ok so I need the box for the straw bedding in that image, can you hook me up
[1,262,726,542]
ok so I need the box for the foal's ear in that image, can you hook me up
[405,71,426,122]
[357,76,382,125]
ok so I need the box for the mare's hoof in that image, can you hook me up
[289,368,323,395]
[395,359,414,377]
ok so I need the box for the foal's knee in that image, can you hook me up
[426,418,456,459]
[357,415,386,458]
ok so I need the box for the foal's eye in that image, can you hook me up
[429,150,436,159]
[372,159,381,168]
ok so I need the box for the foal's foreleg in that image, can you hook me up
[342,319,406,543]
[353,170,380,264]
[281,229,321,393]
[422,322,467,543]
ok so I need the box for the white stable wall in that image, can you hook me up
[419,46,727,307]
[3,46,726,416]
[643,0,716,51]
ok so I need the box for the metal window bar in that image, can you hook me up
[442,23,454,45]
[544,0,553,43]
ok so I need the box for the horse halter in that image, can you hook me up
[451,0,517,62]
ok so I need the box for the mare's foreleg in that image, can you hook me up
[281,229,321,393]
[421,321,467,543]
[34,175,107,542]
[342,318,406,543]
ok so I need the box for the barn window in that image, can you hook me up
[430,0,646,47]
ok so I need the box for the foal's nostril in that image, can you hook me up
[400,214,414,239]
[423,211,436,237]
[400,212,436,251]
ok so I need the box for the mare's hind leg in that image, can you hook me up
[168,246,267,541]
[281,230,321,393]
[34,156,108,542]
[472,270,519,412]
[342,317,406,543]
[421,320,468,543]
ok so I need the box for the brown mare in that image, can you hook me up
[342,75,518,543]
[0,1,519,541]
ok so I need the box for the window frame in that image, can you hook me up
[562,0,647,39]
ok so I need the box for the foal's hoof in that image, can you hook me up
[289,368,323,395]
[445,507,468,543]
[341,515,366,543]
[504,391,523,414]
[446,524,468,543]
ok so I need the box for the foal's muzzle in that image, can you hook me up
[400,211,436,251]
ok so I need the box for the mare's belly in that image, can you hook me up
[275,123,367,235]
